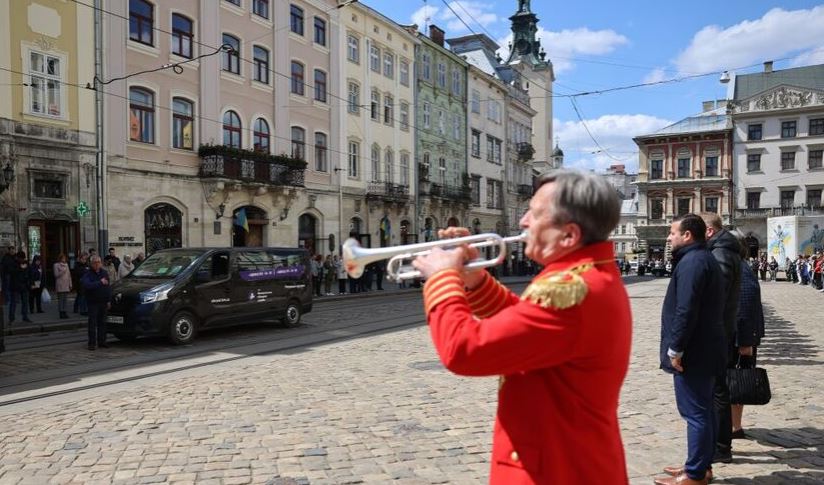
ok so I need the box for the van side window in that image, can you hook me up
[198,252,230,281]
[237,251,273,271]
[268,250,308,277]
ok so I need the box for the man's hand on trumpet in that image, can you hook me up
[411,227,486,290]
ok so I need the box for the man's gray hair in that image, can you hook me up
[89,255,102,263]
[536,169,621,245]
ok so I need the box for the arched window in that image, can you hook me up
[129,0,154,46]
[129,87,154,143]
[172,97,193,150]
[349,217,362,237]
[314,132,327,172]
[145,203,182,254]
[222,110,241,148]
[171,13,193,58]
[299,213,317,254]
[253,118,270,153]
[384,148,393,183]
[222,34,240,74]
[291,126,306,160]
[253,46,269,84]
[371,144,380,182]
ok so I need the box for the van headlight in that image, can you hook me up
[140,285,172,304]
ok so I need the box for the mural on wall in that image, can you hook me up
[767,217,794,264]
[798,217,824,255]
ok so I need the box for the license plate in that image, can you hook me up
[107,315,124,324]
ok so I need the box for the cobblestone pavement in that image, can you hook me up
[0,278,821,484]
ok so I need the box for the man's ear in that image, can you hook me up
[562,222,583,247]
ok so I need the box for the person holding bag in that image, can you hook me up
[28,255,45,314]
[54,253,72,319]
[730,232,767,438]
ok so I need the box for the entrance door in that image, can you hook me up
[298,214,317,254]
[233,206,267,247]
[27,220,79,288]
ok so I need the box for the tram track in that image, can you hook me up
[4,291,428,352]
[0,308,427,408]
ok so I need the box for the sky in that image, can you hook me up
[364,0,824,172]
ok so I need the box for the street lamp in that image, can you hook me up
[0,161,15,194]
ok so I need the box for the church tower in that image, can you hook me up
[505,0,555,174]
[551,138,564,170]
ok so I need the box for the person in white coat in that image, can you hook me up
[53,253,72,319]
[118,254,135,280]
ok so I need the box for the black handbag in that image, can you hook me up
[727,366,771,405]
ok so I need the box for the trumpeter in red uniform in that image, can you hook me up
[413,170,632,485]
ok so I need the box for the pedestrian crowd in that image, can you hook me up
[0,246,145,350]
[777,253,824,291]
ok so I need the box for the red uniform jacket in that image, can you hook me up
[423,242,632,485]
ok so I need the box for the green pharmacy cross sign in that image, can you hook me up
[75,201,90,217]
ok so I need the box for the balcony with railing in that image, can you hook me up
[517,184,533,197]
[366,182,410,203]
[735,205,824,219]
[516,142,535,162]
[424,183,472,203]
[198,145,306,187]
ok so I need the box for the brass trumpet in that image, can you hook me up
[342,232,527,283]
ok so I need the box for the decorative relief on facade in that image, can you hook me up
[34,36,55,52]
[753,87,814,111]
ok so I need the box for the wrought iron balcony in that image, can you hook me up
[366,182,410,203]
[517,184,533,196]
[735,206,824,219]
[424,183,472,202]
[198,145,306,187]
[418,163,430,182]
[516,142,535,161]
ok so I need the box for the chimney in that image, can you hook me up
[702,100,715,112]
[429,24,445,47]
[763,61,773,73]
[716,99,728,110]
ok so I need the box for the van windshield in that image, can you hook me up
[131,251,204,278]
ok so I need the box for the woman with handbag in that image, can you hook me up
[28,255,45,314]
[731,244,767,439]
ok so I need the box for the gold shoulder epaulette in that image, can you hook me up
[521,263,594,310]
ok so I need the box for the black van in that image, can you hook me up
[107,247,313,344]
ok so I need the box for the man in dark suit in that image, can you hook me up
[655,214,727,485]
[701,212,742,463]
[81,255,112,350]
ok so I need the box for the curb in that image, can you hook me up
[4,319,86,337]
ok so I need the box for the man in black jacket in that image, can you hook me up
[701,212,742,463]
[655,214,726,485]
[81,255,112,350]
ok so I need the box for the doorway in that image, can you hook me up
[233,206,267,247]
[27,220,79,289]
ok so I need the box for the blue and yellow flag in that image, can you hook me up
[380,216,391,237]
[235,207,249,232]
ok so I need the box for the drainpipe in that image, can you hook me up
[94,0,107,255]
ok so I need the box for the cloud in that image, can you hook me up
[499,27,629,74]
[554,114,673,172]
[673,6,824,73]
[642,68,668,85]
[410,2,498,35]
[791,46,824,68]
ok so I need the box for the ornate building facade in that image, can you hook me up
[410,25,469,242]
[1,0,97,284]
[634,103,734,261]
[341,3,418,248]
[730,62,824,250]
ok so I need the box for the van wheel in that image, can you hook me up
[281,301,302,327]
[168,311,197,345]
